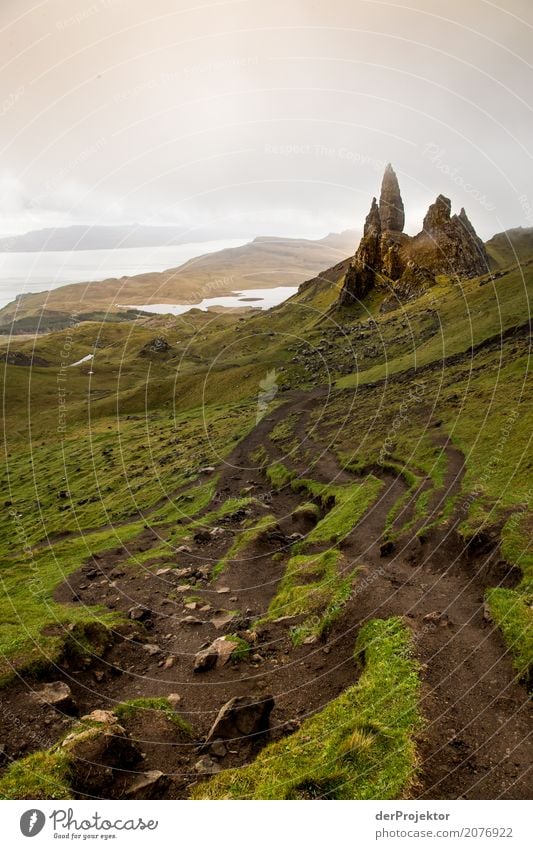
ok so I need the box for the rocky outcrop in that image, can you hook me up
[409,196,488,279]
[340,165,489,306]
[379,163,405,232]
[62,717,142,797]
[339,198,382,304]
[0,351,50,367]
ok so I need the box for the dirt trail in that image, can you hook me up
[1,389,531,800]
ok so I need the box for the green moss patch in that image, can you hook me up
[114,697,192,734]
[0,749,72,800]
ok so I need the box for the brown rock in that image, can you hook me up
[203,694,275,747]
[211,611,239,630]
[193,646,218,673]
[194,756,222,774]
[125,769,166,799]
[34,682,76,714]
[407,195,488,278]
[62,721,142,797]
[167,693,182,709]
[81,709,116,724]
[339,164,488,307]
[128,605,151,622]
[180,615,204,627]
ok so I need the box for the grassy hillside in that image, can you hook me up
[485,226,533,269]
[0,248,531,800]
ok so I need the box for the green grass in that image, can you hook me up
[450,355,532,534]
[292,502,321,522]
[486,588,532,682]
[0,749,72,800]
[212,514,278,578]
[192,617,422,799]
[261,549,356,643]
[127,495,255,568]
[269,412,300,444]
[335,265,531,388]
[226,634,252,662]
[114,697,192,733]
[291,475,383,544]
[486,510,533,680]
[0,520,144,684]
[266,461,295,489]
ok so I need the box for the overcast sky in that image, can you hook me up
[0,0,532,241]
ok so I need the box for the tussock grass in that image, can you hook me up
[487,511,533,680]
[291,502,321,523]
[0,521,144,684]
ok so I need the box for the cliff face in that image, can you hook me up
[339,165,489,306]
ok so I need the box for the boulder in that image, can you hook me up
[125,769,166,799]
[142,643,161,656]
[211,611,240,630]
[128,605,151,622]
[81,709,116,724]
[193,529,212,544]
[203,694,275,747]
[35,682,76,714]
[139,337,170,356]
[167,693,182,709]
[380,540,395,557]
[62,721,142,796]
[193,646,218,673]
[180,616,204,627]
[211,636,238,667]
[194,756,222,775]
[209,739,228,758]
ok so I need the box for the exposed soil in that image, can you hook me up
[0,388,531,800]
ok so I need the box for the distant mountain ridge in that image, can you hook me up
[0,224,239,253]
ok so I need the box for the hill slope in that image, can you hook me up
[0,230,357,334]
[0,245,531,801]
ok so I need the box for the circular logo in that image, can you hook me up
[20,810,46,837]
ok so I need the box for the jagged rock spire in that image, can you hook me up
[363,197,381,237]
[422,194,452,235]
[339,162,488,309]
[379,163,405,232]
